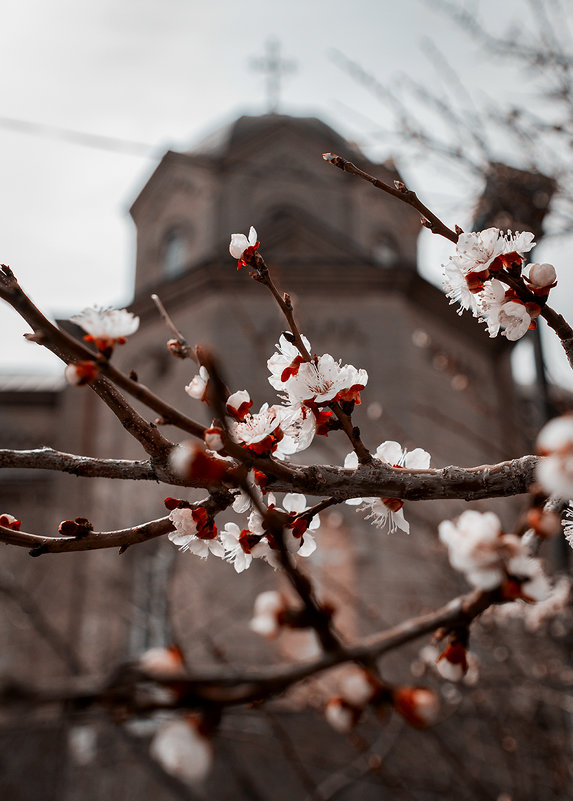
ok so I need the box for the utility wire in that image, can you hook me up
[0,113,159,157]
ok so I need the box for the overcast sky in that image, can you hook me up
[1,0,572,388]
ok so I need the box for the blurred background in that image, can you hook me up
[1,0,573,388]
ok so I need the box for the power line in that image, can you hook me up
[0,113,159,157]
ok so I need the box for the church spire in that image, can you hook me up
[250,38,296,113]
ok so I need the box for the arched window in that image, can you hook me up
[162,227,189,276]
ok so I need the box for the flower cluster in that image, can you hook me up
[345,441,431,535]
[439,510,549,600]
[441,228,555,341]
[167,492,320,573]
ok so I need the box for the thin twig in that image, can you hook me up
[323,154,459,243]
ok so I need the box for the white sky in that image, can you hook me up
[0,0,572,389]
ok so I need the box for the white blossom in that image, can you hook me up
[275,404,317,457]
[478,279,531,341]
[504,230,536,256]
[345,442,430,535]
[536,415,573,499]
[229,226,258,260]
[279,354,368,405]
[168,508,224,559]
[325,698,357,733]
[564,507,573,550]
[249,590,286,638]
[229,403,285,451]
[150,718,213,784]
[267,333,312,392]
[185,366,209,401]
[220,521,268,573]
[442,259,479,316]
[439,510,548,598]
[340,668,376,706]
[71,307,139,350]
[453,228,507,274]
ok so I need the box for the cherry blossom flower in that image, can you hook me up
[453,228,508,275]
[345,441,430,535]
[150,717,213,783]
[536,414,573,499]
[220,521,270,573]
[276,492,320,557]
[229,403,285,455]
[478,280,532,341]
[71,307,139,356]
[442,260,479,316]
[439,510,549,599]
[267,333,312,391]
[275,404,317,457]
[168,507,224,559]
[277,354,368,406]
[249,590,287,637]
[453,228,535,275]
[229,226,259,268]
[185,366,209,402]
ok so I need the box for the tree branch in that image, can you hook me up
[0,586,496,711]
[0,447,158,481]
[323,154,459,243]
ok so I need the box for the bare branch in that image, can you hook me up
[0,587,497,711]
[323,154,459,243]
[0,447,160,480]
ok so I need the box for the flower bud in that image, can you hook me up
[527,262,556,288]
[393,686,440,728]
[436,642,468,682]
[139,645,186,678]
[65,361,100,386]
[226,390,252,421]
[0,513,21,530]
[204,427,224,452]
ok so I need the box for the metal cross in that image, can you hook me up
[250,39,296,113]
